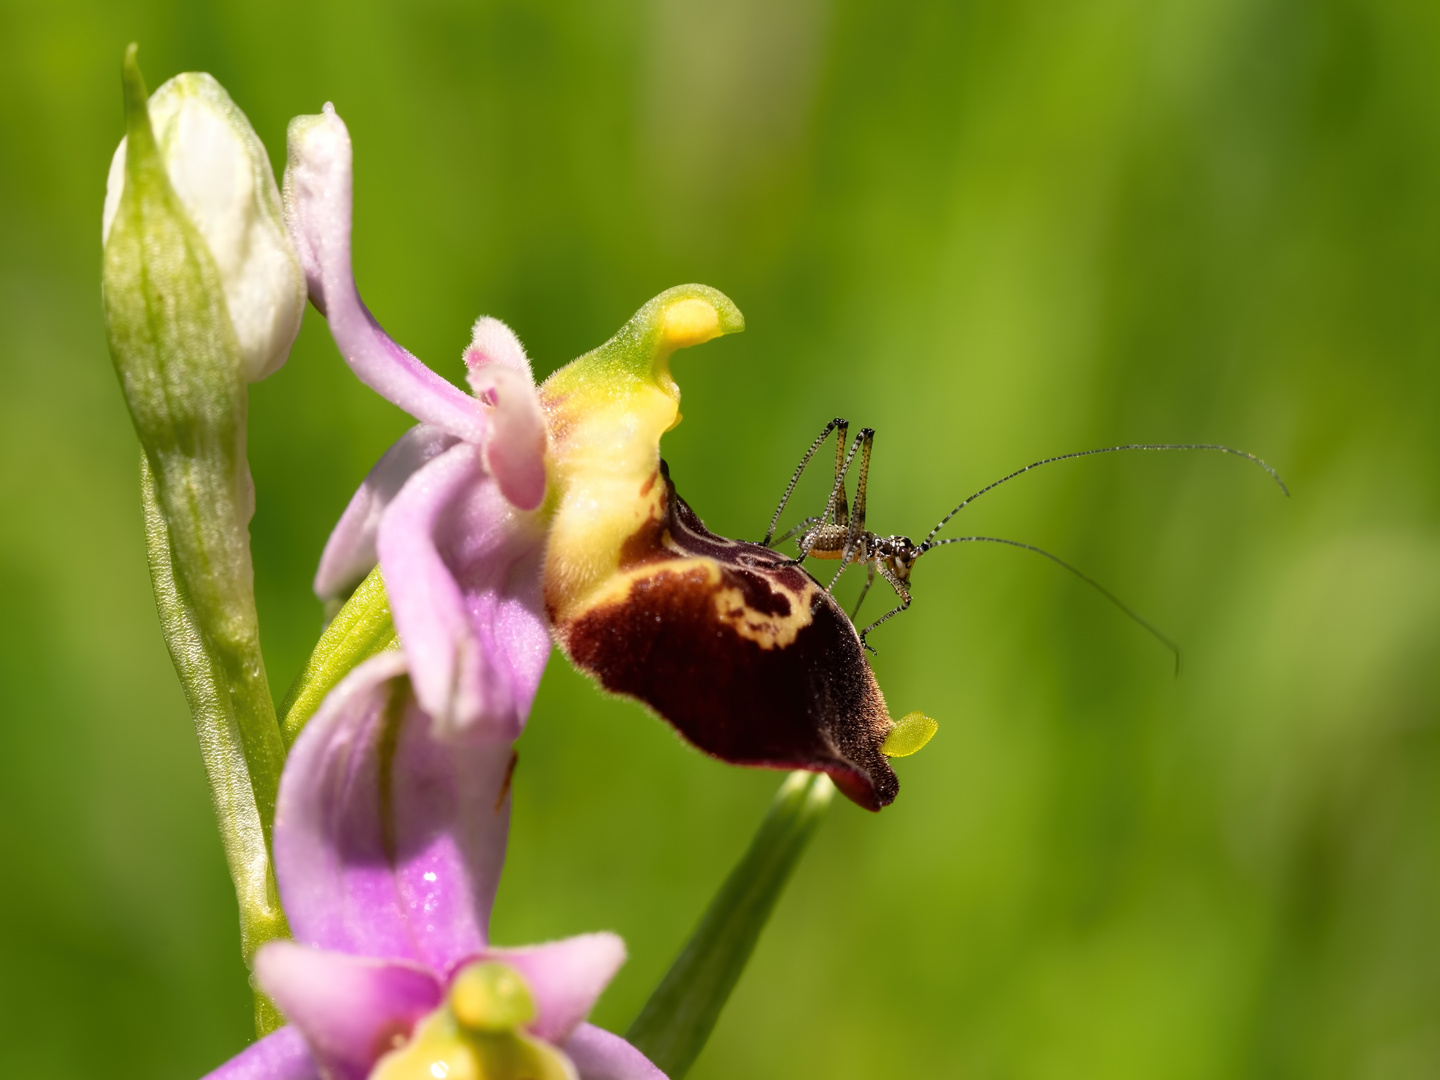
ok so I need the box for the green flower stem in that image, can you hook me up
[279,565,397,746]
[142,460,287,1033]
[626,770,835,1077]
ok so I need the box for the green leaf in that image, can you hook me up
[626,770,834,1077]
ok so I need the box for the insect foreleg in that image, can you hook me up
[858,568,912,652]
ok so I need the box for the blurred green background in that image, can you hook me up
[4,0,1440,1076]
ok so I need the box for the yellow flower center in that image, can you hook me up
[369,962,575,1080]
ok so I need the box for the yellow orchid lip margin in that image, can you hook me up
[537,285,922,811]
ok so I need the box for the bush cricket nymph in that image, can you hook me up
[761,418,1289,659]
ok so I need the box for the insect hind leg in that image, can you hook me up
[825,429,876,593]
[763,418,847,546]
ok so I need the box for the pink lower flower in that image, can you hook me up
[205,651,662,1080]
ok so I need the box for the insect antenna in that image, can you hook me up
[922,534,1183,674]
[922,444,1289,548]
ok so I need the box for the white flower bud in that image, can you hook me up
[103,73,304,382]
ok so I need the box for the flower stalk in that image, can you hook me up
[626,770,834,1077]
[142,462,288,1032]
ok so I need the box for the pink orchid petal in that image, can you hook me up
[564,1025,669,1080]
[315,424,459,600]
[470,362,547,511]
[283,105,484,443]
[377,443,550,741]
[464,316,534,381]
[202,1026,320,1080]
[489,933,627,1044]
[274,652,513,971]
[255,942,442,1080]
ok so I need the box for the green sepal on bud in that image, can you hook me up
[372,963,577,1080]
[103,55,304,382]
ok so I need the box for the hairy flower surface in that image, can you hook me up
[206,653,662,1080]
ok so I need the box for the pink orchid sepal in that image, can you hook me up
[205,652,663,1080]
[283,105,551,746]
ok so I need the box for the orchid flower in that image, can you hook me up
[206,651,663,1080]
[284,106,551,745]
[282,102,914,811]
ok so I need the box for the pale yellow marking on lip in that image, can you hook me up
[553,545,821,655]
[570,555,722,617]
[712,579,817,650]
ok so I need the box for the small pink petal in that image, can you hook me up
[201,1026,320,1080]
[315,424,459,600]
[489,933,627,1044]
[377,443,550,740]
[470,362,548,511]
[564,1025,669,1080]
[255,942,441,1080]
[283,105,485,443]
[274,652,513,972]
[464,316,534,382]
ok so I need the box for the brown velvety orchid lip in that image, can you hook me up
[552,461,898,811]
